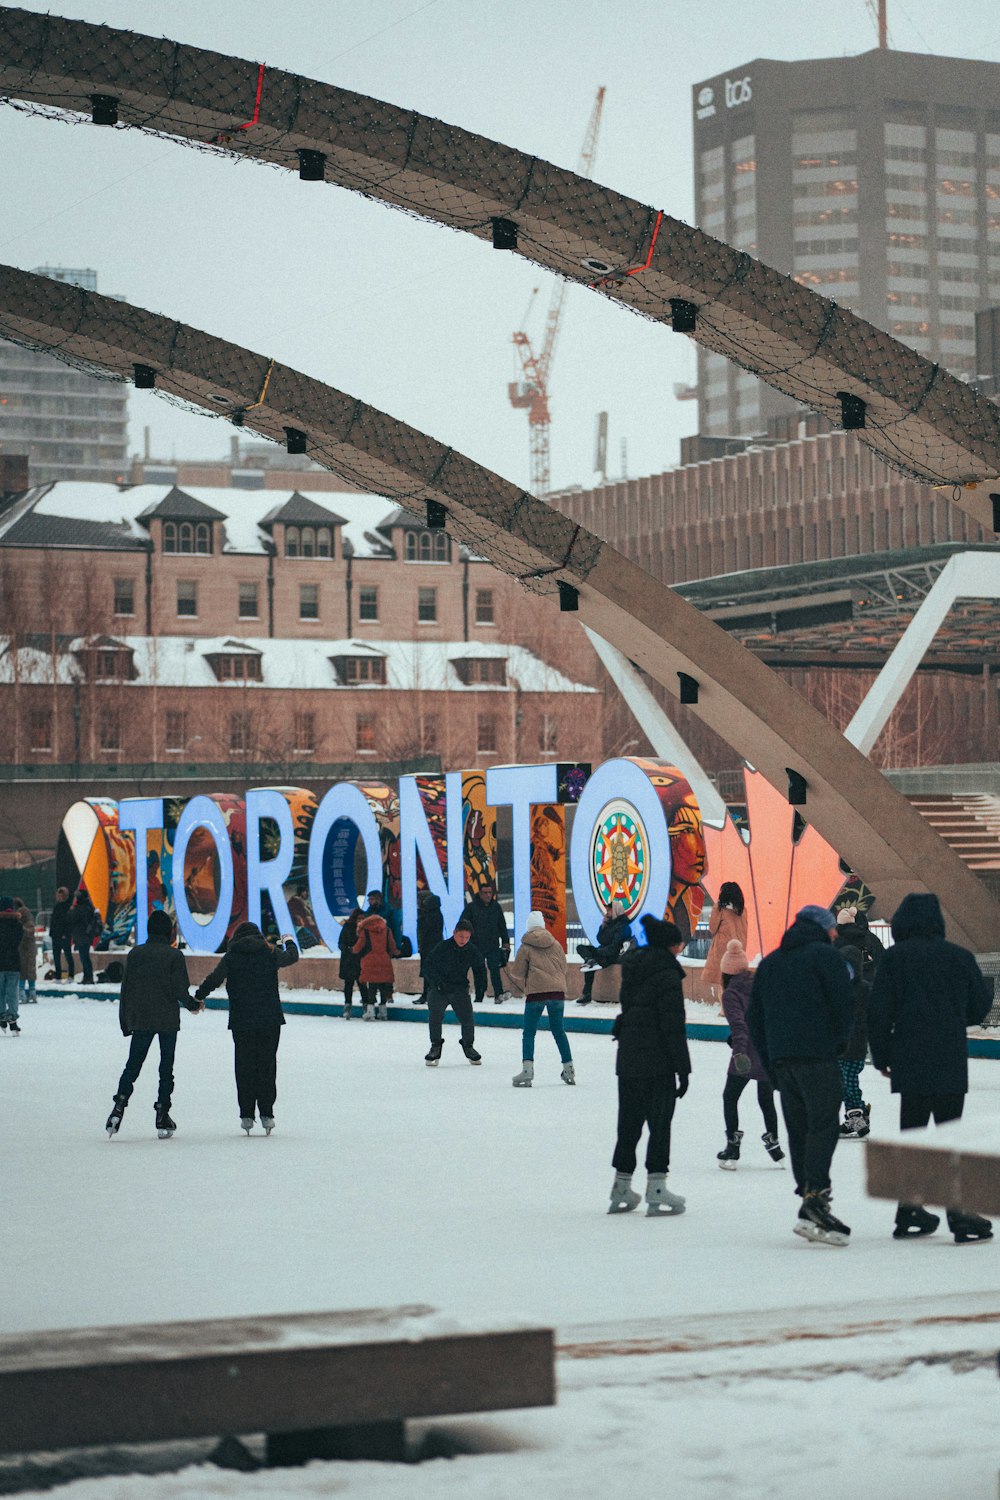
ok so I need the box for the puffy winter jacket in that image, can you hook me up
[836,942,870,1062]
[353,912,398,984]
[195,934,298,1030]
[338,913,362,983]
[49,897,72,943]
[462,895,509,955]
[868,893,991,1095]
[747,916,853,1074]
[614,944,690,1080]
[69,896,101,946]
[119,935,196,1036]
[506,927,567,998]
[417,894,444,975]
[703,905,748,990]
[721,971,767,1081]
[423,937,487,1000]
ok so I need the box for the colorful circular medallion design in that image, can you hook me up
[590,799,649,915]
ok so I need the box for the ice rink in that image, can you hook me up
[2,995,998,1498]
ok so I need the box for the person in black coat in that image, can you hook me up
[748,904,853,1244]
[50,885,74,980]
[578,901,633,1004]
[105,909,202,1137]
[869,892,993,1243]
[422,921,487,1065]
[609,916,690,1217]
[0,896,23,1034]
[69,888,101,985]
[415,891,444,1007]
[195,922,299,1134]
[337,908,362,1018]
[461,885,510,1003]
[833,937,873,1139]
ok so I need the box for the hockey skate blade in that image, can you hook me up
[793,1220,849,1247]
[646,1202,686,1217]
[156,1129,175,1139]
[425,1059,440,1067]
[717,1161,737,1171]
[607,1200,640,1214]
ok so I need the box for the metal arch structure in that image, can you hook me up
[2,11,1000,528]
[1,268,998,951]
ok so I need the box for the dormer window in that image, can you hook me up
[95,649,133,681]
[286,525,332,559]
[404,531,449,562]
[332,654,386,685]
[206,650,263,682]
[454,657,507,685]
[163,520,212,554]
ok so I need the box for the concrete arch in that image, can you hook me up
[1,9,1000,528]
[1,265,997,949]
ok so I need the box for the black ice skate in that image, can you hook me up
[155,1105,176,1139]
[717,1130,743,1169]
[947,1210,993,1245]
[106,1093,128,1137]
[461,1040,482,1065]
[893,1204,939,1239]
[425,1041,443,1067]
[762,1132,785,1163]
[8,1019,20,1035]
[260,1115,275,1135]
[794,1188,850,1246]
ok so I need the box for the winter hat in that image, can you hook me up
[640,915,683,949]
[147,908,173,938]
[720,938,749,974]
[836,906,858,926]
[796,904,837,933]
[525,910,546,932]
[232,921,262,942]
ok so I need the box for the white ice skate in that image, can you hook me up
[560,1062,576,1085]
[608,1172,641,1214]
[645,1173,686,1217]
[240,1116,254,1135]
[376,1003,389,1020]
[362,1004,376,1021]
[512,1061,534,1088]
[260,1116,275,1135]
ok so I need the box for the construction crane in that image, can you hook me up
[508,86,605,496]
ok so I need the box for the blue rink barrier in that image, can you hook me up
[39,983,1000,1055]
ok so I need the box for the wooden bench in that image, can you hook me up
[0,1306,554,1465]
[866,1122,1000,1215]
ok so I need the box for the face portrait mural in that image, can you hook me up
[627,758,708,941]
[461,770,498,898]
[529,803,567,946]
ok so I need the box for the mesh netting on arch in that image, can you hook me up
[2,6,1000,515]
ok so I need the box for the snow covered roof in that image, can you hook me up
[136,486,227,522]
[259,493,348,529]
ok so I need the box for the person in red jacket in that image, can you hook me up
[353,890,398,1020]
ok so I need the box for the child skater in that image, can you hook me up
[195,923,298,1135]
[716,939,785,1168]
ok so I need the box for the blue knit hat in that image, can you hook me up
[796,904,837,933]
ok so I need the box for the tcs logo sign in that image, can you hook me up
[725,76,752,108]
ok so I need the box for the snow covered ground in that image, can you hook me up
[2,996,998,1498]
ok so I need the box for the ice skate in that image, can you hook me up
[717,1129,743,1169]
[240,1115,255,1134]
[376,1003,389,1020]
[893,1204,939,1239]
[841,1107,870,1139]
[261,1115,275,1136]
[645,1173,686,1216]
[343,1004,354,1020]
[579,961,601,974]
[8,1019,20,1035]
[493,991,508,1004]
[425,1040,443,1067]
[512,1061,533,1088]
[362,1004,376,1021]
[155,1104,176,1139]
[105,1093,128,1137]
[0,1017,7,1032]
[794,1188,850,1246]
[461,1039,482,1065]
[762,1132,785,1163]
[608,1172,641,1214]
[560,1062,576,1085]
[947,1210,993,1244]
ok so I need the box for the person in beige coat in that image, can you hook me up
[506,910,575,1087]
[15,899,37,1004]
[702,882,748,1001]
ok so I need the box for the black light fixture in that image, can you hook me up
[491,217,518,250]
[670,298,698,334]
[426,499,447,530]
[991,493,1000,533]
[90,94,118,125]
[133,363,156,389]
[786,768,808,806]
[297,149,326,181]
[231,410,246,428]
[678,671,699,704]
[836,390,867,430]
[284,427,308,455]
[557,581,579,612]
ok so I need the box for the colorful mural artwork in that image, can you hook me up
[461,769,497,897]
[626,759,707,942]
[702,767,846,963]
[257,787,322,949]
[529,802,567,947]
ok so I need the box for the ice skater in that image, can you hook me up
[422,919,486,1066]
[195,922,299,1135]
[415,890,444,1006]
[105,909,203,1138]
[608,916,689,1217]
[337,907,362,1018]
[49,885,74,981]
[869,892,993,1244]
[353,890,397,1020]
[833,934,873,1139]
[702,881,747,1002]
[15,898,37,1004]
[507,909,574,1087]
[0,896,23,1035]
[462,883,510,1004]
[716,939,784,1168]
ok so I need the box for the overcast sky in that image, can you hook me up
[3,0,1000,492]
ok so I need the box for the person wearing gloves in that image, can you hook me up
[869,891,993,1244]
[105,909,202,1138]
[461,884,510,1004]
[507,910,574,1087]
[716,939,784,1168]
[608,916,690,1218]
[422,919,487,1066]
[702,882,748,1002]
[195,923,299,1135]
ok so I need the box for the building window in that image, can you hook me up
[238,582,259,619]
[341,656,386,684]
[294,712,315,752]
[96,649,126,680]
[539,715,558,754]
[456,657,506,685]
[165,709,187,751]
[356,712,377,752]
[177,580,197,617]
[29,709,52,751]
[286,526,300,558]
[113,578,135,616]
[99,712,121,752]
[159,519,211,554]
[316,527,332,558]
[229,711,252,754]
[163,521,178,553]
[358,586,379,622]
[194,523,211,554]
[475,588,494,624]
[404,530,448,562]
[477,714,497,754]
[420,712,438,752]
[299,584,319,621]
[417,587,437,623]
[213,653,262,682]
